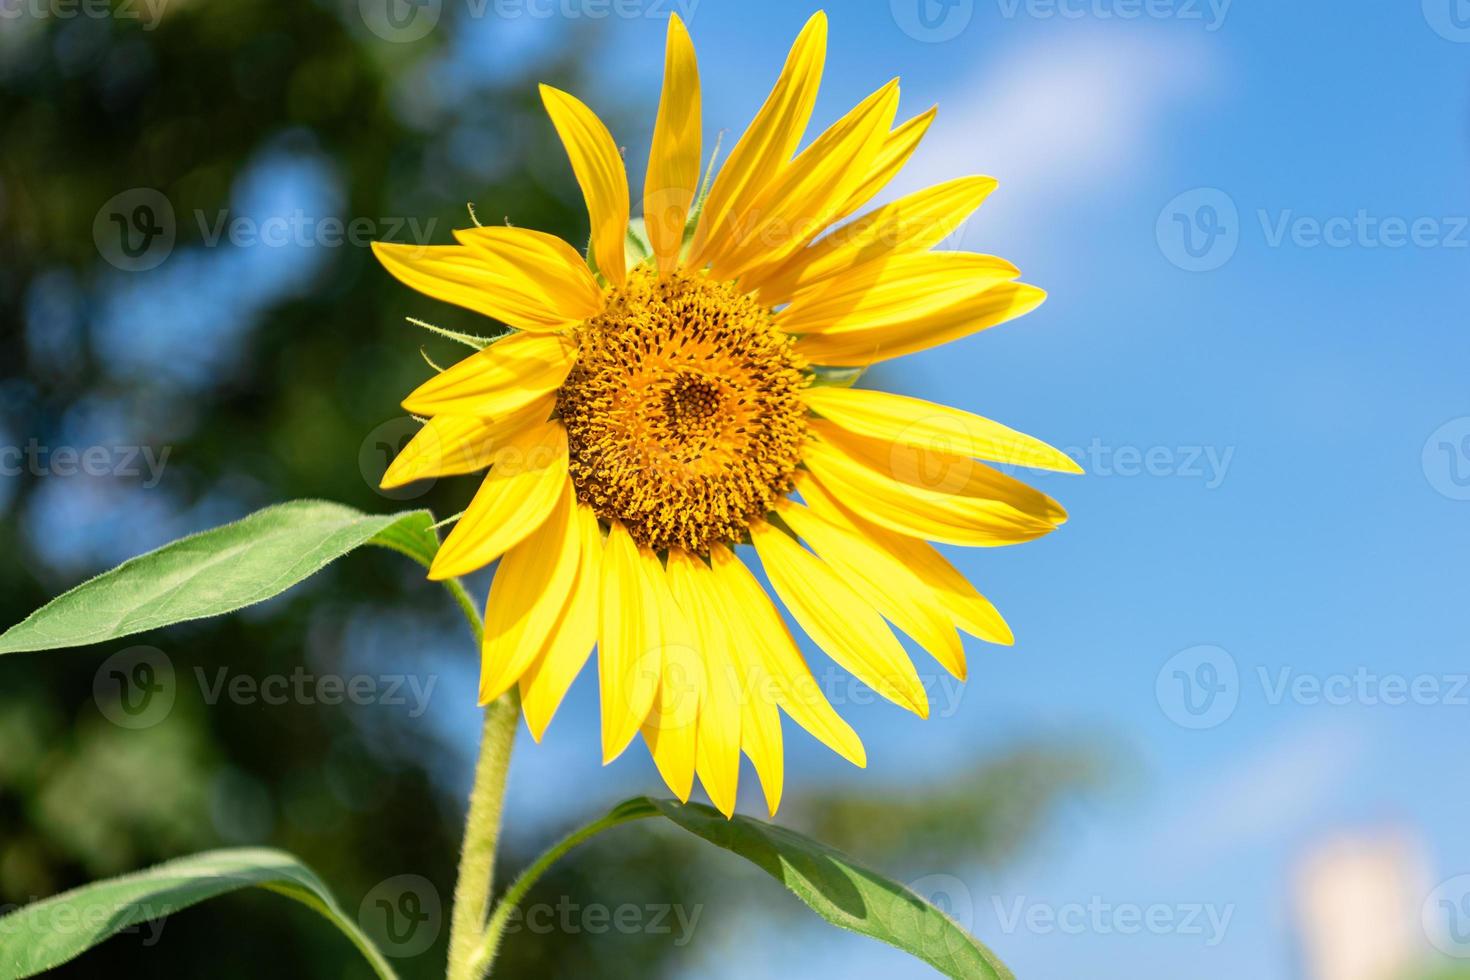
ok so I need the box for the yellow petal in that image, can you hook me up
[401,332,574,418]
[815,419,1067,523]
[478,483,580,703]
[777,251,1020,336]
[428,423,569,579]
[644,13,701,277]
[777,498,965,680]
[798,473,1013,645]
[381,398,553,489]
[759,175,997,305]
[597,523,661,762]
[700,556,784,815]
[713,79,901,284]
[639,553,701,802]
[689,11,826,269]
[451,226,604,319]
[540,84,630,288]
[707,545,866,769]
[518,503,603,734]
[833,106,937,224]
[666,550,741,818]
[803,386,1081,474]
[796,281,1047,367]
[801,428,1057,549]
[372,242,591,332]
[749,520,928,717]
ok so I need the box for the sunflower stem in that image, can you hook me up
[445,693,519,980]
[442,578,518,980]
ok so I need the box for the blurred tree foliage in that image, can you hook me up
[0,2,1112,977]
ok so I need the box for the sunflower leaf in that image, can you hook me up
[491,796,1013,980]
[643,798,1014,980]
[0,848,398,980]
[0,501,438,655]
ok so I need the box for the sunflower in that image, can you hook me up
[371,10,1078,818]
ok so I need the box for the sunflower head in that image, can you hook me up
[558,267,808,555]
[371,10,1078,818]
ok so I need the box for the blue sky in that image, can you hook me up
[474,3,1469,977]
[18,1,1470,976]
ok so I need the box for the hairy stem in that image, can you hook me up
[441,578,518,980]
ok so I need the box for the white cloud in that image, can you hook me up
[893,31,1222,248]
[1151,719,1367,876]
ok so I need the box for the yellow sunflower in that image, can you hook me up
[372,11,1078,818]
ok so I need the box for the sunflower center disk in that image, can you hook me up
[557,269,809,554]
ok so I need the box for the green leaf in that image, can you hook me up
[0,501,437,655]
[642,799,1013,980]
[486,797,1012,980]
[0,848,397,980]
